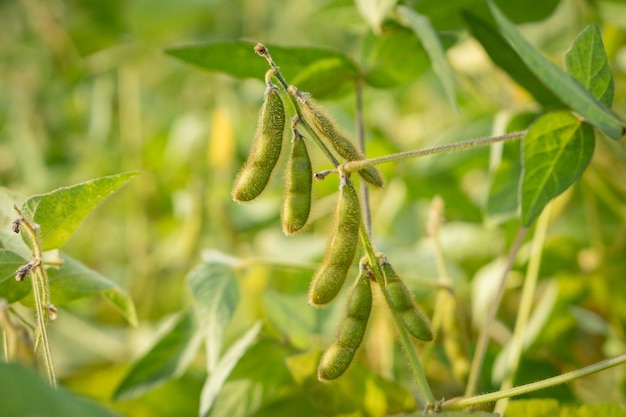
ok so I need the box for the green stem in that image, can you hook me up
[255,43,340,169]
[354,78,373,237]
[12,205,56,387]
[465,225,528,397]
[343,131,526,172]
[495,204,551,415]
[443,352,626,410]
[358,227,435,410]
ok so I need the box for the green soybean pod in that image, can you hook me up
[292,87,384,188]
[379,255,433,341]
[232,83,286,203]
[308,176,361,306]
[318,262,373,381]
[281,131,312,235]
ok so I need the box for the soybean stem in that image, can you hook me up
[495,204,552,414]
[255,43,340,168]
[354,77,373,237]
[358,226,435,409]
[465,225,528,397]
[12,205,56,387]
[444,352,626,410]
[343,131,526,172]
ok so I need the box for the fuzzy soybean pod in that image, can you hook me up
[231,83,285,203]
[281,131,312,235]
[318,262,373,381]
[292,88,384,188]
[380,256,433,341]
[308,176,361,306]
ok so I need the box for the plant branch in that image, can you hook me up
[354,77,373,237]
[358,226,435,410]
[12,205,56,387]
[465,225,528,397]
[495,204,552,414]
[343,131,526,172]
[444,351,626,410]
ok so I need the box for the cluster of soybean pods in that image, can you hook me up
[231,44,433,382]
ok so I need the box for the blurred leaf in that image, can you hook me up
[413,413,498,416]
[187,250,240,372]
[575,403,626,416]
[0,362,122,417]
[506,399,560,417]
[463,11,565,108]
[361,22,430,88]
[355,0,398,31]
[199,321,262,417]
[0,249,30,302]
[411,0,559,31]
[262,291,317,350]
[114,310,202,401]
[208,341,296,417]
[485,159,521,226]
[565,23,614,108]
[398,6,457,110]
[165,41,358,99]
[22,171,140,251]
[47,254,137,326]
[488,0,625,139]
[521,111,595,225]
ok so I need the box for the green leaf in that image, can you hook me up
[186,250,239,372]
[412,0,559,31]
[0,249,31,302]
[398,6,457,110]
[463,11,565,108]
[488,0,625,139]
[165,41,359,99]
[0,363,122,417]
[355,0,398,31]
[565,23,614,108]
[506,399,560,417]
[113,310,202,401]
[575,403,626,417]
[485,159,521,226]
[262,291,318,350]
[521,112,595,226]
[47,254,137,326]
[22,171,140,251]
[199,321,262,417]
[361,22,430,88]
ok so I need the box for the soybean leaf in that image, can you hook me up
[488,0,624,139]
[199,321,262,417]
[262,291,318,350]
[22,171,140,251]
[398,6,457,110]
[485,160,521,226]
[463,11,564,108]
[355,0,398,32]
[506,399,560,417]
[0,249,31,303]
[114,310,203,401]
[361,22,430,88]
[575,403,626,417]
[411,0,559,31]
[521,112,595,226]
[0,363,122,417]
[165,41,359,99]
[187,250,239,372]
[565,23,614,108]
[47,254,137,326]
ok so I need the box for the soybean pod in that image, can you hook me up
[318,260,373,381]
[291,86,384,188]
[379,255,433,341]
[281,126,312,235]
[308,174,361,306]
[232,80,286,202]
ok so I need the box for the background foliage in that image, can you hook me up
[1,0,626,416]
